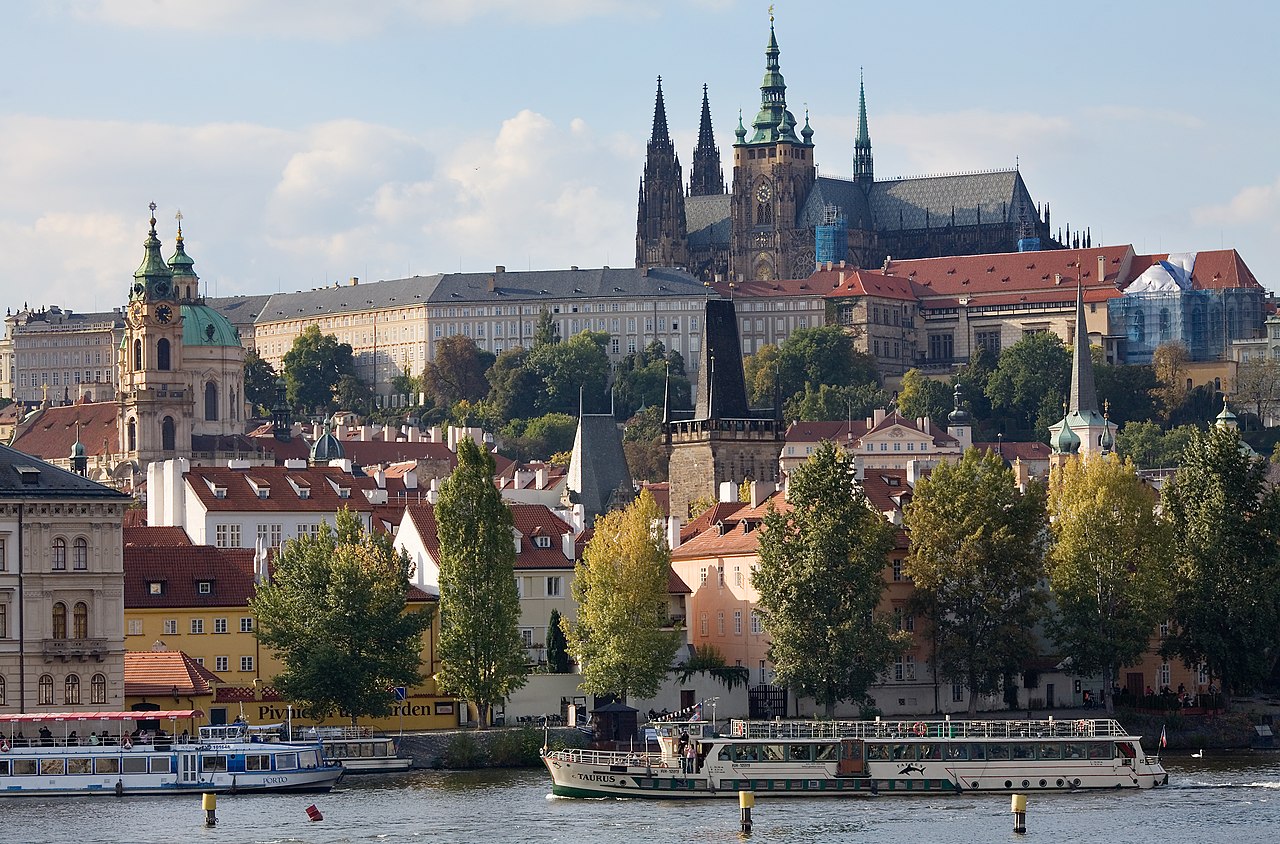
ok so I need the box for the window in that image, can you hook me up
[927,332,954,361]
[952,683,963,703]
[38,674,54,705]
[133,339,142,371]
[240,656,254,672]
[717,611,725,636]
[65,674,81,705]
[73,538,88,570]
[214,618,228,634]
[215,525,241,548]
[52,602,67,639]
[215,656,229,672]
[204,381,218,421]
[0,603,6,638]
[975,329,1001,355]
[733,610,743,635]
[520,628,533,647]
[240,617,254,633]
[699,613,708,636]
[198,581,212,595]
[52,537,67,570]
[750,609,763,635]
[127,618,142,636]
[905,654,916,681]
[161,416,176,451]
[156,338,171,370]
[0,537,5,571]
[73,602,88,638]
[190,619,204,634]
[1159,660,1170,688]
[148,581,164,596]
[699,567,707,586]
[892,559,903,582]
[546,576,563,597]
[163,619,177,635]
[717,567,725,588]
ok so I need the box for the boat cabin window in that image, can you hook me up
[201,755,228,773]
[95,758,119,774]
[945,744,968,761]
[122,756,149,774]
[866,744,891,761]
[1011,743,1035,761]
[150,756,172,773]
[968,743,986,760]
[0,760,8,776]
[13,759,37,775]
[890,744,915,761]
[788,744,813,762]
[276,752,299,770]
[40,759,64,776]
[67,758,92,775]
[762,744,785,761]
[245,754,272,771]
[735,745,760,762]
[918,743,943,760]
[816,744,839,762]
[1038,743,1062,759]
[987,743,1011,760]
[1088,743,1113,759]
[298,750,319,768]
[718,746,732,761]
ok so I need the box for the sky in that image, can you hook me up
[2,0,1278,315]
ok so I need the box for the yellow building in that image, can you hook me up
[123,526,456,730]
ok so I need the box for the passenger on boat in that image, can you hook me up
[13,731,26,748]
[88,732,99,746]
[68,730,79,746]
[180,730,190,745]
[684,742,697,774]
[38,726,53,746]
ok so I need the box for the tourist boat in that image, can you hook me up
[0,710,344,796]
[289,726,412,773]
[542,716,1168,799]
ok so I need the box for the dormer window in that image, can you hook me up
[148,581,164,596]
[197,581,212,595]
[533,535,552,549]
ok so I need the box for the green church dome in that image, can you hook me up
[181,304,241,347]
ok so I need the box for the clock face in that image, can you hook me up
[754,232,770,247]
[756,183,772,203]
[156,305,173,324]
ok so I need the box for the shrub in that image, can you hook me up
[441,732,484,769]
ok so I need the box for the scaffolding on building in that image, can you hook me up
[815,205,848,266]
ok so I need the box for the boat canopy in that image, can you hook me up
[0,710,203,723]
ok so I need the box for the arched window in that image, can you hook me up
[756,202,772,226]
[38,674,53,706]
[52,602,67,639]
[133,339,142,371]
[52,538,67,571]
[127,418,137,452]
[73,602,88,639]
[157,338,171,371]
[205,381,218,421]
[65,674,81,705]
[91,673,107,705]
[73,537,88,570]
[162,416,176,451]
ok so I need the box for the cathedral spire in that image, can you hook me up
[853,69,874,184]
[651,76,670,145]
[746,12,803,146]
[1068,281,1099,415]
[690,84,725,196]
[636,76,688,269]
[132,202,173,302]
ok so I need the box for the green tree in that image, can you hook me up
[250,508,433,725]
[743,343,781,407]
[498,413,578,462]
[243,349,279,415]
[486,348,541,423]
[985,332,1070,436]
[613,341,691,419]
[1114,421,1197,469]
[896,369,953,424]
[1160,426,1280,706]
[1151,341,1191,420]
[564,490,680,701]
[784,382,892,422]
[527,330,611,415]
[754,442,908,716]
[1046,456,1174,714]
[777,326,879,407]
[334,373,374,415]
[423,335,495,407]
[435,438,529,728]
[904,449,1048,715]
[1093,356,1159,425]
[391,365,420,405]
[533,307,560,347]
[622,406,668,482]
[545,609,571,673]
[281,324,358,413]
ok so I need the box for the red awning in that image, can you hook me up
[0,710,203,724]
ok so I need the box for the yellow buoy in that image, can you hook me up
[202,792,217,827]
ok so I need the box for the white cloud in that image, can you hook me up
[872,110,1075,177]
[1193,176,1280,231]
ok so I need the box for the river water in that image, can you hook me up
[5,752,1277,843]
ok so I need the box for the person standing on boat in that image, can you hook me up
[677,731,690,770]
[38,726,53,746]
[684,741,697,776]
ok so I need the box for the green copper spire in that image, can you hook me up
[167,210,198,288]
[853,69,873,183]
[735,109,747,143]
[132,202,174,302]
[744,13,805,146]
[801,108,813,143]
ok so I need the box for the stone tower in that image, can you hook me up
[636,77,690,270]
[666,299,781,518]
[729,14,816,282]
[689,84,726,197]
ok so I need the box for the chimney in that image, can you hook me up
[873,408,886,425]
[666,515,684,551]
[350,277,359,286]
[749,480,776,508]
[404,468,418,490]
[535,466,548,489]
[429,425,442,443]
[718,481,736,503]
[839,260,847,269]
[907,458,922,486]
[1097,255,1106,284]
[495,265,506,274]
[562,530,576,561]
[374,467,386,490]
[853,453,865,481]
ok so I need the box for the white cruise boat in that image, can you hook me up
[0,710,343,796]
[290,726,412,773]
[543,716,1169,799]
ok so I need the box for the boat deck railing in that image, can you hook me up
[544,747,681,769]
[729,717,1132,741]
[291,726,376,741]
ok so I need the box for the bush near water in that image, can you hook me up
[425,727,586,770]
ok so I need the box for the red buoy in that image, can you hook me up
[306,804,323,822]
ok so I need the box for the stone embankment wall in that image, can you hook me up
[397,726,587,769]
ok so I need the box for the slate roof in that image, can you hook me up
[9,401,119,460]
[694,299,753,419]
[257,276,444,324]
[867,170,1033,231]
[799,177,874,231]
[707,276,827,299]
[124,545,257,608]
[0,441,129,500]
[424,266,709,304]
[686,195,732,250]
[566,414,631,526]
[204,294,272,330]
[124,651,224,698]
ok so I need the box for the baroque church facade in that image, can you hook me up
[637,17,1065,282]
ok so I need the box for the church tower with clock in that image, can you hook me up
[729,14,816,281]
[118,204,191,469]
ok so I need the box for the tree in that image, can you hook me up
[1234,357,1280,427]
[754,442,908,716]
[1093,356,1159,425]
[533,307,560,347]
[1160,426,1280,707]
[613,341,691,419]
[784,383,891,422]
[486,348,541,423]
[776,326,879,407]
[1045,456,1174,714]
[527,330,611,415]
[564,490,680,701]
[985,332,1070,436]
[422,335,495,407]
[545,609,571,673]
[896,369,953,424]
[281,324,358,413]
[622,406,668,482]
[391,365,420,405]
[435,437,529,728]
[250,508,433,725]
[498,413,578,462]
[1114,421,1196,469]
[243,349,279,415]
[904,449,1048,715]
[334,373,374,415]
[743,343,781,407]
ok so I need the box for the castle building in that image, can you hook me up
[638,15,1062,283]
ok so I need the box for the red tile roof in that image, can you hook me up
[124,526,193,547]
[1127,249,1262,292]
[679,501,746,542]
[124,650,224,697]
[816,268,926,301]
[706,276,828,299]
[974,440,1053,462]
[882,245,1136,301]
[403,501,576,570]
[183,465,377,513]
[9,401,119,461]
[124,545,258,609]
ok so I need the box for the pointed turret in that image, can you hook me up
[131,202,174,303]
[1049,283,1108,461]
[636,76,688,269]
[650,76,671,146]
[853,69,874,185]
[746,15,804,146]
[690,84,725,196]
[167,211,199,302]
[1068,282,1099,416]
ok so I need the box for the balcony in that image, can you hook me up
[42,638,109,662]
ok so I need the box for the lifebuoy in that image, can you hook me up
[0,739,9,753]
[913,722,927,737]
[896,721,906,735]
[121,737,133,751]
[1076,720,1087,733]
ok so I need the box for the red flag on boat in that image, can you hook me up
[1160,725,1167,748]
